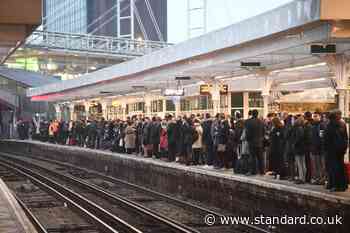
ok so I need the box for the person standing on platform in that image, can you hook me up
[269,117,286,179]
[324,110,349,192]
[216,114,230,169]
[292,116,307,184]
[159,120,169,161]
[135,118,144,155]
[202,113,214,167]
[304,111,313,183]
[124,120,136,154]
[211,114,220,169]
[245,109,265,175]
[310,113,326,185]
[142,117,152,157]
[182,116,193,165]
[192,118,203,165]
[167,115,178,162]
[176,116,184,162]
[150,117,161,159]
[88,120,97,149]
[96,118,106,149]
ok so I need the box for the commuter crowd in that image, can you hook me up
[18,109,349,192]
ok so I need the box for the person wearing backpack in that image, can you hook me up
[324,110,349,192]
[192,119,203,165]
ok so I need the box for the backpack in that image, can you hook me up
[192,127,199,144]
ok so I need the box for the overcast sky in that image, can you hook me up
[167,0,294,43]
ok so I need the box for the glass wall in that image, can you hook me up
[107,105,124,120]
[126,102,145,114]
[181,96,213,111]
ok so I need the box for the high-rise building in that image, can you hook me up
[43,0,167,41]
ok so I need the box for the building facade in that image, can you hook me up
[43,0,168,41]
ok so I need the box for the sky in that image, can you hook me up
[167,0,294,43]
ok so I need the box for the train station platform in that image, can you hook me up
[0,139,349,233]
[0,178,37,233]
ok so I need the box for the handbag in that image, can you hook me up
[217,144,226,152]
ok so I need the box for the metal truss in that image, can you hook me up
[24,30,172,58]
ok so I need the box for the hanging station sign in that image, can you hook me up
[162,88,185,96]
[199,84,228,95]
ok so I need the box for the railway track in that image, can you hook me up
[0,163,116,233]
[0,152,271,233]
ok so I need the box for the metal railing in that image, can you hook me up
[24,30,173,58]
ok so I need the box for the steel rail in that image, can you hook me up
[0,151,270,233]
[0,153,199,233]
[0,158,142,233]
[14,195,48,233]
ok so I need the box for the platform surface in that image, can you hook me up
[0,178,37,233]
[9,139,350,204]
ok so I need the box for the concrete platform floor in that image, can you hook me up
[0,178,37,233]
[10,140,350,205]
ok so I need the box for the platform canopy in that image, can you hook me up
[27,0,350,102]
[0,0,42,64]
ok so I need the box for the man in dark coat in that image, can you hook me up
[135,119,144,155]
[324,110,348,192]
[304,111,313,183]
[142,118,152,157]
[96,118,106,149]
[167,115,178,162]
[182,117,193,165]
[202,113,214,166]
[245,109,265,175]
[150,117,161,158]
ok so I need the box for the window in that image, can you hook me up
[249,92,263,108]
[166,100,175,111]
[231,92,244,117]
[220,94,228,108]
[180,99,190,111]
[151,100,163,113]
[231,92,243,108]
[126,102,145,113]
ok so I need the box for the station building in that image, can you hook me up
[27,0,350,121]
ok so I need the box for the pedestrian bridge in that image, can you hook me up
[25,30,173,59]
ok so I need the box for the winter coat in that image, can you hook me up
[245,117,265,148]
[167,121,178,146]
[182,121,193,145]
[269,126,285,172]
[202,119,213,146]
[142,122,151,145]
[149,121,161,145]
[324,120,348,154]
[124,126,136,149]
[192,123,203,149]
[217,121,230,145]
[290,124,306,156]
